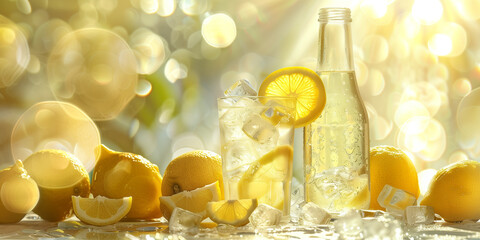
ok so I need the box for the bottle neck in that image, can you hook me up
[317,8,354,72]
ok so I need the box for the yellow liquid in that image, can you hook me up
[304,71,370,212]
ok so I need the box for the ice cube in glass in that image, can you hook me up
[242,113,279,143]
[224,79,257,97]
[169,208,202,234]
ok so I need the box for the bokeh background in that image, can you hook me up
[1,0,480,198]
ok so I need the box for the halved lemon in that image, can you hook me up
[72,195,132,226]
[206,199,258,226]
[160,181,221,220]
[237,145,293,210]
[258,66,326,127]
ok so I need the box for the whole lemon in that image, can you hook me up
[91,145,163,219]
[369,145,420,210]
[161,150,223,219]
[23,149,90,222]
[0,160,39,223]
[420,160,480,222]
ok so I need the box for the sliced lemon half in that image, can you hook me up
[206,199,258,226]
[258,66,326,127]
[160,181,221,220]
[72,195,132,226]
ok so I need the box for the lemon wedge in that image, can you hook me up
[258,66,326,127]
[237,145,293,210]
[160,181,222,220]
[72,195,132,226]
[207,199,258,226]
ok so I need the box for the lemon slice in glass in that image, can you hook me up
[258,66,326,127]
[206,199,258,226]
[237,145,293,210]
[72,196,132,226]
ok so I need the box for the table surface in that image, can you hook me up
[1,215,480,239]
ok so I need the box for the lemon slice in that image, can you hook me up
[258,66,326,127]
[72,195,132,226]
[160,181,221,220]
[206,199,258,226]
[237,145,293,210]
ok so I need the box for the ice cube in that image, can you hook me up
[363,214,403,240]
[405,205,435,225]
[261,100,292,125]
[242,114,279,143]
[312,167,370,212]
[300,202,331,225]
[224,79,257,96]
[169,208,203,234]
[223,140,259,173]
[377,184,416,215]
[248,203,282,227]
[333,209,364,239]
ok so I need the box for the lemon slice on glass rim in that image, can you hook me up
[258,66,326,127]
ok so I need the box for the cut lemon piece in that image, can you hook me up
[258,66,326,127]
[206,199,258,226]
[160,181,221,220]
[237,145,293,210]
[72,195,132,226]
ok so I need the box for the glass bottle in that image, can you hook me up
[304,8,370,213]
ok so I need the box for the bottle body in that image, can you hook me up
[304,8,370,213]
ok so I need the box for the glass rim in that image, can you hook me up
[217,95,297,100]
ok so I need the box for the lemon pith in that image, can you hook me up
[72,195,132,226]
[258,66,326,127]
[207,199,258,226]
[160,181,222,220]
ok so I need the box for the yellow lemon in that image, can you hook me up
[258,66,326,127]
[23,149,90,222]
[160,181,221,220]
[90,145,163,219]
[0,160,39,223]
[207,199,258,226]
[420,160,480,222]
[369,145,420,210]
[72,195,132,226]
[238,145,293,210]
[162,150,223,198]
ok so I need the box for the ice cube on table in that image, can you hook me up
[333,209,364,239]
[248,203,283,227]
[242,113,279,143]
[169,208,203,234]
[363,214,403,240]
[405,205,435,225]
[300,202,331,225]
[224,79,257,97]
[377,184,416,215]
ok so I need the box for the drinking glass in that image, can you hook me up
[217,96,296,215]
